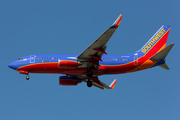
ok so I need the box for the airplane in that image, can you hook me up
[8,14,174,90]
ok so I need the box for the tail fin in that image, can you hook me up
[139,25,171,58]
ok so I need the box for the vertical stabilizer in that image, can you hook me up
[139,25,171,58]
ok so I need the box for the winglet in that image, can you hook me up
[102,79,117,89]
[110,14,123,28]
[109,79,117,89]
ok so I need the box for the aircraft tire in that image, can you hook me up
[26,76,30,80]
[87,80,92,87]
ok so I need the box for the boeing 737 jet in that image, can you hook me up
[8,14,174,89]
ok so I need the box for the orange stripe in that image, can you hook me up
[127,59,157,73]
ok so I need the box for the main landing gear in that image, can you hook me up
[87,80,92,87]
[86,69,93,87]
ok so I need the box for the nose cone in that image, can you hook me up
[8,62,17,70]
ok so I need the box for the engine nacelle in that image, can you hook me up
[59,60,82,69]
[59,76,80,86]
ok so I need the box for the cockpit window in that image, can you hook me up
[18,58,23,60]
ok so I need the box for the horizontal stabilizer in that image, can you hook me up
[150,43,175,61]
[159,63,170,70]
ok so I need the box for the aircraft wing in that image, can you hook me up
[77,14,123,68]
[92,79,117,90]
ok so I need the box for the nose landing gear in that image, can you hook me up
[19,70,30,80]
[26,75,30,80]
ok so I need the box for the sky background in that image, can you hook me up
[0,0,180,120]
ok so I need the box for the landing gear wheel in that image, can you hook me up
[26,76,30,80]
[86,68,93,87]
[87,80,92,87]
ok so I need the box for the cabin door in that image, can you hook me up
[134,53,138,66]
[30,55,35,63]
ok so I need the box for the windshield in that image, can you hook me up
[18,58,23,60]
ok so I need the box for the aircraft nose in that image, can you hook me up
[8,62,17,70]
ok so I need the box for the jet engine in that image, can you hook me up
[59,76,81,86]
